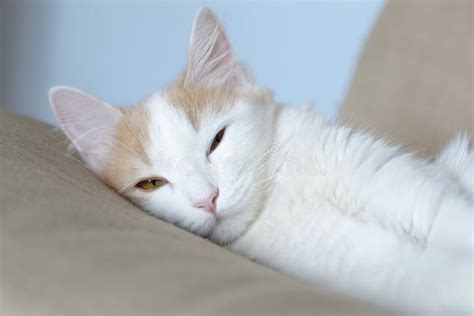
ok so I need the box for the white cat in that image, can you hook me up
[49,8,473,314]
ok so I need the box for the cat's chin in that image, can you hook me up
[206,209,257,245]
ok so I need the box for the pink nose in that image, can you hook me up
[193,189,218,213]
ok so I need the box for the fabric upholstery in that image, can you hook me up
[0,107,386,315]
[341,0,473,157]
[3,1,470,314]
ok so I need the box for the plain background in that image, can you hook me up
[0,0,384,125]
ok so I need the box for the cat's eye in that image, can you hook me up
[136,178,167,191]
[209,128,225,154]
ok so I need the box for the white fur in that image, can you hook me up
[436,134,473,198]
[53,88,474,313]
[231,107,473,313]
[50,7,474,315]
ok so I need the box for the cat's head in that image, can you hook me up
[49,8,276,244]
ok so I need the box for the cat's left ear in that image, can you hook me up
[184,8,249,88]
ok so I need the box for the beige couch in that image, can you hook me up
[1,1,471,315]
[342,0,472,156]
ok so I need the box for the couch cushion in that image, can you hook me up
[0,107,387,315]
[341,0,473,157]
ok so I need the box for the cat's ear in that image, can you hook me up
[49,86,122,172]
[184,8,248,88]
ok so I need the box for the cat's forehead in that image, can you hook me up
[163,83,236,128]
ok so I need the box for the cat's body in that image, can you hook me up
[232,106,473,312]
[49,8,473,314]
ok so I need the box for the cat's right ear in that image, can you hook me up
[49,86,122,172]
[184,8,248,88]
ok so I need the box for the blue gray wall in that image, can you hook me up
[1,1,384,124]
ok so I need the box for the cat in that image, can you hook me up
[49,8,473,314]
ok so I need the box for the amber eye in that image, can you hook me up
[136,178,167,191]
[209,128,225,154]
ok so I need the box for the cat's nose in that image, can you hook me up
[192,189,218,213]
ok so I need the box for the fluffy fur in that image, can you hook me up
[49,8,473,314]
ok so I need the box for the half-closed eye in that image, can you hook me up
[209,127,226,154]
[136,178,167,191]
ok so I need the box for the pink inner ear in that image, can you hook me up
[49,86,121,163]
[186,8,247,87]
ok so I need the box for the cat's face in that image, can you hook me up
[49,8,276,244]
